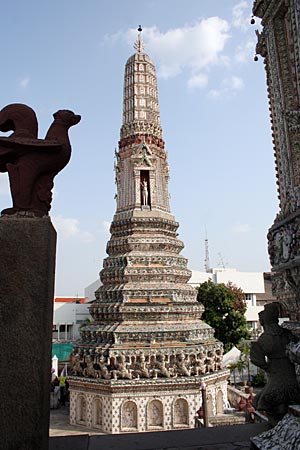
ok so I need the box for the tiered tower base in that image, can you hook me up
[69,372,229,434]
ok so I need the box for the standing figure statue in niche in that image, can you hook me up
[141,178,149,206]
[250,302,300,426]
[0,103,81,217]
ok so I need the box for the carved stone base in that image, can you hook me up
[69,371,229,433]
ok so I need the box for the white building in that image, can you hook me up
[53,297,92,341]
[189,268,265,331]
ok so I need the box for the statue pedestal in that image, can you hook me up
[0,217,56,450]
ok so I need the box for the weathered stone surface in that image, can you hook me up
[252,0,300,317]
[250,303,300,425]
[0,216,56,450]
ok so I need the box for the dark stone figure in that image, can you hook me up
[0,103,81,217]
[250,302,300,426]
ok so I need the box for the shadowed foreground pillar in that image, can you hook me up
[0,217,56,450]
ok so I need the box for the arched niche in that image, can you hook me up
[121,400,138,430]
[216,390,224,415]
[147,399,163,429]
[207,394,213,417]
[76,394,87,425]
[173,398,189,426]
[92,397,103,428]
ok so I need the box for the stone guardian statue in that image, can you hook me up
[250,302,300,425]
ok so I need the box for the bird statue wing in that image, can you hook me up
[0,137,62,155]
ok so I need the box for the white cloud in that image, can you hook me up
[229,75,244,90]
[235,38,256,63]
[0,173,10,196]
[52,215,95,243]
[188,73,208,89]
[103,30,123,45]
[232,223,251,233]
[101,220,111,233]
[232,1,251,31]
[208,89,221,99]
[19,77,30,88]
[145,20,229,77]
[113,19,230,87]
[208,75,244,99]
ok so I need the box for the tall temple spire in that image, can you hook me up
[69,37,227,435]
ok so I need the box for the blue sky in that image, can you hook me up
[0,1,278,296]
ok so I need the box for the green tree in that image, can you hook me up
[253,368,266,386]
[229,362,238,387]
[197,280,250,352]
[238,341,251,383]
[236,358,247,383]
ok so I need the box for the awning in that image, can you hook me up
[52,343,75,361]
[221,346,241,368]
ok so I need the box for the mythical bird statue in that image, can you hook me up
[0,103,81,217]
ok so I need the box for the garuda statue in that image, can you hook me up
[250,302,300,425]
[0,103,81,217]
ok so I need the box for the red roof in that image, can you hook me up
[54,297,85,304]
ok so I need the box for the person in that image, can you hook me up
[250,302,300,425]
[245,395,255,423]
[51,369,59,392]
[58,372,67,406]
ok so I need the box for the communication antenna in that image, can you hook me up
[204,228,210,273]
[217,252,227,269]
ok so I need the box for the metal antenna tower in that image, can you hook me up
[217,252,227,269]
[204,229,210,273]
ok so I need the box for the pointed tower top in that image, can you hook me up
[133,25,145,54]
[121,26,162,140]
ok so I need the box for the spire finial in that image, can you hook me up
[134,25,145,54]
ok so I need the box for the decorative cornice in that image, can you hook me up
[70,344,224,381]
[120,122,163,140]
[68,368,230,390]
